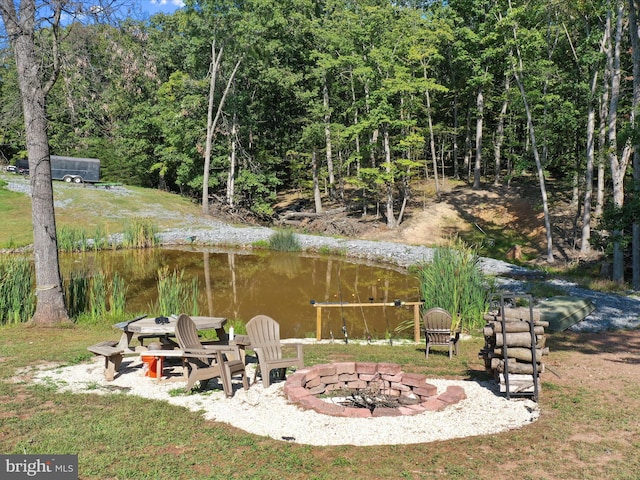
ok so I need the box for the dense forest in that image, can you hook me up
[2,0,640,284]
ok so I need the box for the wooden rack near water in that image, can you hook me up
[310,300,424,342]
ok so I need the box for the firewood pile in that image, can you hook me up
[479,307,550,399]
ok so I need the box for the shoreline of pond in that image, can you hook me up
[154,223,640,333]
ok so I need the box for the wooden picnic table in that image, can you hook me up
[113,315,228,352]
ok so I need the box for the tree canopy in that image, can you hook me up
[2,0,640,283]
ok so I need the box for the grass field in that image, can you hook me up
[0,174,204,248]
[1,324,639,479]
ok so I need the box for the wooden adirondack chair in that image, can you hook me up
[422,307,460,359]
[175,314,248,396]
[246,315,304,388]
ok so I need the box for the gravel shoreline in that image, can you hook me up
[156,223,640,333]
[6,178,640,332]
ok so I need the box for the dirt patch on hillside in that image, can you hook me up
[274,181,590,268]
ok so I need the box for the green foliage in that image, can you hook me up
[122,219,159,249]
[65,271,90,319]
[58,226,88,252]
[64,270,128,323]
[268,229,301,252]
[412,238,496,332]
[226,318,246,335]
[109,273,127,316]
[58,226,111,253]
[89,272,108,321]
[154,267,200,317]
[0,256,34,324]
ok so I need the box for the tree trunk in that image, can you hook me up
[596,12,611,223]
[1,0,69,324]
[473,86,483,189]
[581,68,599,253]
[425,88,440,194]
[383,125,397,228]
[202,40,220,215]
[607,2,629,283]
[226,118,237,208]
[453,91,460,180]
[494,74,510,186]
[349,68,361,175]
[512,34,555,262]
[323,75,335,198]
[202,40,241,215]
[628,0,640,289]
[312,149,323,214]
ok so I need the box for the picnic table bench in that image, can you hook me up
[86,340,140,381]
[88,315,236,381]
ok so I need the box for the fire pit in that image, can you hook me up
[284,362,466,418]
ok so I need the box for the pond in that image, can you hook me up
[60,247,420,340]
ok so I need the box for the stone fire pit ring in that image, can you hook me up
[284,362,466,418]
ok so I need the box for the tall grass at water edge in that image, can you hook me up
[64,271,128,324]
[57,225,110,253]
[154,267,200,317]
[58,221,156,252]
[268,229,301,252]
[122,218,159,248]
[401,238,496,334]
[0,256,34,324]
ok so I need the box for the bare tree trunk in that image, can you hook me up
[473,86,483,189]
[383,125,397,228]
[607,2,630,283]
[494,75,510,186]
[464,107,472,182]
[511,26,555,263]
[349,68,361,175]
[1,0,68,324]
[422,61,440,193]
[597,10,613,221]
[628,0,640,289]
[581,67,600,253]
[202,39,241,215]
[226,117,237,208]
[453,92,460,180]
[323,75,335,198]
[312,149,323,214]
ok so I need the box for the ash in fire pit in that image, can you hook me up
[333,373,421,412]
[284,362,466,418]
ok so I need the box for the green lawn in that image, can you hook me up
[1,324,638,479]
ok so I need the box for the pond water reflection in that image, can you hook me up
[60,248,420,340]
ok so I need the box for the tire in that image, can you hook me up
[64,176,72,183]
[73,176,82,184]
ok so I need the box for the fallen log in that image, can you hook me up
[493,347,548,362]
[494,331,545,348]
[278,207,346,221]
[484,312,549,328]
[484,323,545,335]
[492,358,544,375]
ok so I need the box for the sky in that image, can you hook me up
[144,0,185,15]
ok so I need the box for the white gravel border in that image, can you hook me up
[32,357,539,446]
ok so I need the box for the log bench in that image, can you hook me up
[87,340,139,381]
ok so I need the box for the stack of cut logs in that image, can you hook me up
[480,308,549,396]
